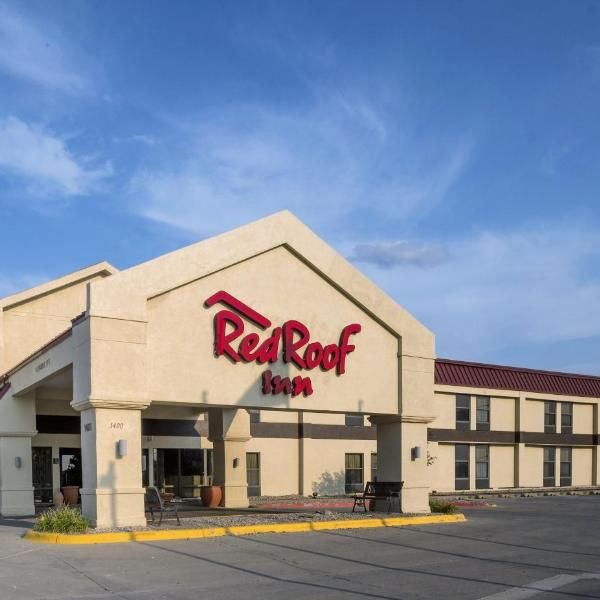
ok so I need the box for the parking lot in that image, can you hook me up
[0,495,598,599]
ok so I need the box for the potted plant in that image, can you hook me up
[62,454,81,505]
[200,485,222,507]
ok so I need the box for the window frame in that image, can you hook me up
[544,401,557,434]
[454,444,470,490]
[560,447,572,487]
[246,452,261,496]
[475,445,490,489]
[476,396,490,431]
[456,394,471,431]
[371,452,378,483]
[345,453,364,494]
[345,414,364,427]
[543,446,556,487]
[561,403,573,434]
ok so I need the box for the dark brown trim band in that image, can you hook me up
[250,422,377,440]
[428,428,597,446]
[35,415,208,438]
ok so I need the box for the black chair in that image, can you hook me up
[144,486,181,526]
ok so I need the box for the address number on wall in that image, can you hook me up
[110,422,124,430]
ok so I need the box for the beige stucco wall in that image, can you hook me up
[572,447,593,485]
[246,437,299,496]
[573,403,594,434]
[144,247,400,415]
[523,400,545,433]
[431,393,455,429]
[427,442,454,492]
[490,445,514,488]
[0,265,114,374]
[491,397,516,431]
[520,446,544,487]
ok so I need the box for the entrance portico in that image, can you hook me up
[0,211,435,526]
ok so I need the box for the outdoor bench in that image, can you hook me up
[352,481,404,513]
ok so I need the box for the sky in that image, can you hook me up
[1,1,600,374]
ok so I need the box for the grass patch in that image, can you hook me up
[34,505,90,534]
[429,499,458,514]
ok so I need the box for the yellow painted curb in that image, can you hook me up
[24,513,466,545]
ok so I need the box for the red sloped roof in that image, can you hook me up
[435,358,600,398]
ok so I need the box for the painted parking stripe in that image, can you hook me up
[478,572,600,600]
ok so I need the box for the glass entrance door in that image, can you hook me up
[32,447,53,503]
[152,449,212,497]
[59,448,82,488]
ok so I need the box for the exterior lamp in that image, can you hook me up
[117,440,128,458]
[411,446,422,461]
[233,457,240,468]
[14,456,22,468]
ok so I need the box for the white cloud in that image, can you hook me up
[357,223,600,365]
[350,241,451,269]
[0,116,112,197]
[0,3,88,94]
[129,98,471,237]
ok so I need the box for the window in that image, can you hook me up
[544,401,557,433]
[345,453,364,493]
[455,444,470,490]
[248,409,261,424]
[560,447,572,486]
[456,394,470,430]
[345,414,364,427]
[476,396,490,431]
[371,453,378,482]
[246,452,261,496]
[543,447,556,487]
[561,403,573,434]
[475,445,489,489]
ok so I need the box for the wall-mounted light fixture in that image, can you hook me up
[233,457,240,468]
[411,446,422,461]
[14,456,22,469]
[117,440,128,458]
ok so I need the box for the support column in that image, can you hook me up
[75,400,148,528]
[208,408,250,508]
[370,415,431,514]
[514,393,526,488]
[0,390,36,517]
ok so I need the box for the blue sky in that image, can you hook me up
[1,1,600,374]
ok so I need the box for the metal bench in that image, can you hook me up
[352,481,403,513]
[144,486,181,525]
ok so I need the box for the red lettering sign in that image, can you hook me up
[204,291,361,398]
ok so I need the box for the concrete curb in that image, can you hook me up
[24,513,466,545]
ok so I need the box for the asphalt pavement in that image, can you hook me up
[0,495,598,599]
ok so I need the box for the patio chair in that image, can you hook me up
[144,486,181,526]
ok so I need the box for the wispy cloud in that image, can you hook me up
[0,116,112,197]
[129,97,472,237]
[0,3,89,94]
[360,222,600,372]
[350,241,452,269]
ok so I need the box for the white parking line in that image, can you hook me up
[478,572,600,600]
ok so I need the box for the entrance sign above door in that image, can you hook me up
[205,290,361,398]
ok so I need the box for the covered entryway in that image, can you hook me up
[0,211,435,527]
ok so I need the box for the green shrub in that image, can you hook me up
[429,499,458,514]
[34,505,90,534]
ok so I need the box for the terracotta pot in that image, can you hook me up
[62,486,79,506]
[200,485,222,508]
[53,490,64,507]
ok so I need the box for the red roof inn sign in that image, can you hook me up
[205,291,361,398]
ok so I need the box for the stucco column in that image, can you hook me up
[370,415,431,513]
[74,400,147,528]
[514,393,526,488]
[208,408,250,508]
[0,389,36,517]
